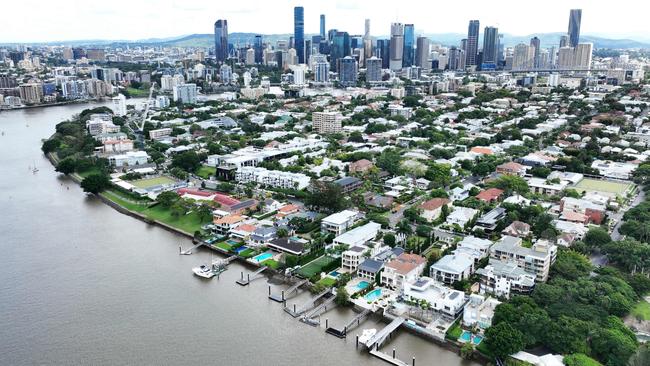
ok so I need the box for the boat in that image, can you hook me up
[358,328,377,345]
[192,264,216,278]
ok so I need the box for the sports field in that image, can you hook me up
[573,178,634,196]
[296,255,339,278]
[129,176,177,189]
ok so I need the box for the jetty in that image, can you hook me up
[300,296,337,326]
[284,289,331,318]
[236,267,267,286]
[326,308,371,338]
[269,279,308,302]
[179,242,203,255]
[364,317,406,349]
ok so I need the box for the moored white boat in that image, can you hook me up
[192,264,215,278]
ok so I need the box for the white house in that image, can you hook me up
[403,277,467,319]
[429,254,475,285]
[462,294,501,329]
[321,210,359,236]
[333,222,381,248]
[419,198,451,222]
[446,207,479,228]
[381,253,426,290]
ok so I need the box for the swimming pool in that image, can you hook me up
[472,335,483,345]
[356,281,370,291]
[234,245,249,254]
[252,252,273,263]
[364,288,382,302]
[459,331,472,342]
[329,270,341,278]
[459,331,483,345]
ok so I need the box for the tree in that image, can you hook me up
[484,322,525,359]
[551,250,593,281]
[348,131,365,143]
[584,228,612,248]
[563,353,603,366]
[424,163,451,187]
[305,181,347,213]
[334,286,349,306]
[171,151,201,172]
[460,343,474,360]
[196,204,213,223]
[41,138,61,153]
[383,233,396,247]
[488,174,529,195]
[376,149,402,176]
[80,173,110,194]
[277,228,289,238]
[170,201,188,219]
[157,191,180,208]
[627,344,650,366]
[56,158,77,175]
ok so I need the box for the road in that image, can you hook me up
[610,188,645,241]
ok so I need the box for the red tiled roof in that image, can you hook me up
[419,198,450,211]
[177,188,214,197]
[476,188,504,202]
[386,253,426,275]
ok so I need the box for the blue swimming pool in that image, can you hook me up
[234,245,249,254]
[356,281,370,291]
[459,331,483,345]
[252,252,272,263]
[364,288,382,302]
[472,335,483,345]
[459,331,472,342]
[329,270,341,278]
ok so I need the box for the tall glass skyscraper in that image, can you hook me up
[465,20,480,66]
[320,14,326,38]
[254,35,263,64]
[294,7,305,63]
[331,31,350,71]
[377,39,390,69]
[481,26,499,69]
[214,19,228,63]
[389,23,404,71]
[402,24,415,67]
[568,9,582,47]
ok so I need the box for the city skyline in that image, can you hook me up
[2,0,649,43]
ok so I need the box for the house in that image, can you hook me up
[455,236,493,262]
[213,214,245,235]
[527,177,568,196]
[429,254,475,285]
[463,294,501,329]
[276,204,300,218]
[267,236,308,256]
[419,198,451,222]
[381,253,427,290]
[415,178,431,190]
[349,159,374,174]
[321,210,359,236]
[230,223,257,241]
[474,207,507,232]
[364,193,394,209]
[496,162,527,176]
[560,197,606,225]
[249,227,277,247]
[357,259,384,282]
[450,184,473,202]
[502,221,531,238]
[334,176,363,194]
[557,233,577,247]
[402,277,467,319]
[490,236,557,282]
[332,222,381,248]
[446,207,479,228]
[553,219,588,239]
[109,151,149,167]
[476,188,504,203]
[476,259,536,298]
[373,246,405,262]
[342,246,369,272]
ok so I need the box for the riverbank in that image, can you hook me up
[0,98,110,112]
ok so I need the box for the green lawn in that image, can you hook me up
[215,242,233,252]
[296,255,339,278]
[261,259,280,270]
[631,300,650,320]
[445,321,463,341]
[317,277,337,287]
[127,87,150,97]
[101,189,149,212]
[239,248,255,258]
[195,165,214,179]
[129,176,177,189]
[574,178,634,196]
[143,205,204,234]
[78,167,102,179]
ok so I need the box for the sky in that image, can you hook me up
[3,0,649,43]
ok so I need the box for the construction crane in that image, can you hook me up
[138,82,156,131]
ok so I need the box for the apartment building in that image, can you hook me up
[489,236,557,282]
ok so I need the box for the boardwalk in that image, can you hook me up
[365,317,406,349]
[369,349,410,366]
[284,289,331,317]
[269,279,308,302]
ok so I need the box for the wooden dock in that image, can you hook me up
[269,279,308,302]
[369,349,410,366]
[236,267,267,286]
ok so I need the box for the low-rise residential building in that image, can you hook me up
[312,111,342,134]
[267,236,308,256]
[476,188,504,203]
[381,253,426,290]
[419,198,451,222]
[489,236,557,282]
[446,206,479,228]
[149,128,173,140]
[108,151,149,167]
[502,221,531,238]
[429,254,475,285]
[334,176,363,194]
[103,139,134,153]
[333,222,381,248]
[527,177,569,196]
[321,210,359,236]
[213,214,245,235]
[235,166,311,190]
[496,162,527,176]
[474,207,507,233]
[591,160,637,179]
[349,159,374,174]
[249,226,277,247]
[403,277,467,319]
[357,259,384,282]
[560,197,606,225]
[455,236,493,262]
[462,294,501,329]
[476,259,536,298]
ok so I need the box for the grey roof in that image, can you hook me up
[335,176,362,186]
[477,207,507,225]
[431,254,474,274]
[358,259,384,273]
[253,226,277,236]
[348,246,366,253]
[374,246,405,262]
[268,237,305,255]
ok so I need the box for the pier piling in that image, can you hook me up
[325,318,328,328]
[268,286,271,296]
[393,349,396,359]
[356,335,358,348]
[412,357,415,366]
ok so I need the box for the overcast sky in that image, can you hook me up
[4,0,649,43]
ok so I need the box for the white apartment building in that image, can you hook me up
[476,259,536,298]
[321,210,359,236]
[312,112,342,134]
[172,83,197,104]
[111,93,127,116]
[108,151,149,167]
[149,128,173,140]
[234,166,311,190]
[489,236,557,282]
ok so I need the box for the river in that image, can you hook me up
[0,102,478,366]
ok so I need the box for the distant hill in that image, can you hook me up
[4,32,649,49]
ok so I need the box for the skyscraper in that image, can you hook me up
[254,35,263,64]
[415,36,430,69]
[320,14,326,38]
[530,37,541,69]
[402,24,415,68]
[559,35,569,48]
[447,47,465,71]
[363,19,373,62]
[338,56,358,87]
[294,7,305,64]
[331,32,350,71]
[568,9,582,47]
[481,26,499,69]
[376,39,390,69]
[214,19,228,63]
[366,56,382,82]
[389,23,404,71]
[465,20,480,67]
[512,43,533,70]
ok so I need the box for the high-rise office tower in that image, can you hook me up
[389,23,404,71]
[559,35,569,48]
[214,19,228,63]
[481,26,499,69]
[568,9,582,47]
[294,7,305,63]
[331,32,350,71]
[304,40,312,63]
[415,36,431,69]
[447,47,465,70]
[402,24,415,67]
[512,43,533,70]
[530,36,541,69]
[338,56,358,87]
[465,20,480,67]
[377,39,390,69]
[366,56,382,82]
[363,19,373,62]
[254,35,263,64]
[320,14,326,38]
